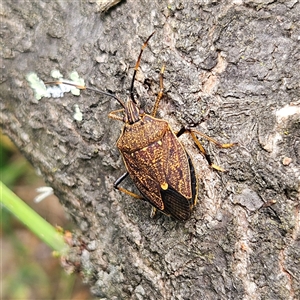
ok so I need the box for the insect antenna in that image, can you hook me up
[130,31,155,104]
[45,80,126,108]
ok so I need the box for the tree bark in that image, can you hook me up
[1,0,299,299]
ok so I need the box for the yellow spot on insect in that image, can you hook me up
[157,140,162,145]
[142,146,148,151]
[161,182,168,190]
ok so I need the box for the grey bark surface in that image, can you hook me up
[1,0,299,299]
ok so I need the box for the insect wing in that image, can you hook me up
[122,141,166,210]
[121,126,195,219]
[160,186,192,220]
[161,151,198,220]
[163,129,192,200]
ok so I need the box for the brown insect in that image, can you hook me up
[46,32,235,220]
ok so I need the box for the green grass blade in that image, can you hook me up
[0,181,68,254]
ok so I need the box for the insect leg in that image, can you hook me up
[108,109,125,121]
[151,64,165,117]
[150,207,157,218]
[176,127,236,171]
[176,127,215,169]
[188,128,237,149]
[113,172,144,200]
[114,172,158,218]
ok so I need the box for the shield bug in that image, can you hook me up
[45,32,236,220]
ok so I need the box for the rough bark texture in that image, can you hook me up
[1,0,299,299]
